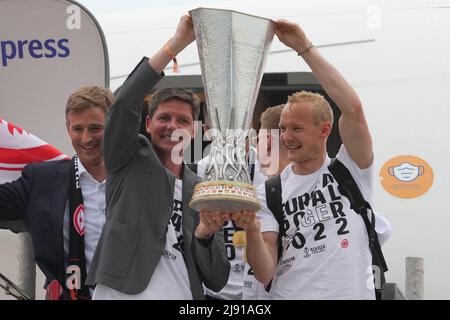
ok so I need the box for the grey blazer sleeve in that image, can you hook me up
[192,231,230,292]
[103,57,163,174]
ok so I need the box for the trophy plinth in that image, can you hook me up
[190,181,260,212]
[189,7,274,213]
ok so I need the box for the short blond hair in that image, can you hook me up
[260,104,284,129]
[65,86,115,118]
[287,91,333,125]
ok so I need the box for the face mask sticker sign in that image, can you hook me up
[380,155,433,199]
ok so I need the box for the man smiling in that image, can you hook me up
[0,86,115,299]
[88,14,230,300]
[234,19,391,300]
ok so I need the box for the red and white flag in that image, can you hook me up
[0,118,68,183]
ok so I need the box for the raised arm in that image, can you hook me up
[147,14,195,74]
[274,20,373,168]
[103,15,195,173]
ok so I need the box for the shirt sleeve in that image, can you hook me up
[255,183,279,233]
[335,144,374,203]
[374,211,392,247]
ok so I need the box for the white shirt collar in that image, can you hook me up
[76,155,105,183]
[76,156,106,184]
[76,155,88,177]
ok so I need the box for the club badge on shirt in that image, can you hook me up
[73,204,85,236]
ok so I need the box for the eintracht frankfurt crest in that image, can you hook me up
[73,204,85,236]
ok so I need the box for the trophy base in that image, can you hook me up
[189,180,261,212]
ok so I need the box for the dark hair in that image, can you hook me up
[148,88,200,120]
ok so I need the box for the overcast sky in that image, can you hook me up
[75,0,228,15]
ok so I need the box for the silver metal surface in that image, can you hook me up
[190,7,274,184]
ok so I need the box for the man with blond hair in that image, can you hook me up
[242,104,290,300]
[231,19,391,299]
[0,85,115,299]
[257,104,291,177]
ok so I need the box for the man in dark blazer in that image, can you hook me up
[0,86,115,299]
[87,15,230,299]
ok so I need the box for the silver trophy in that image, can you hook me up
[189,8,274,212]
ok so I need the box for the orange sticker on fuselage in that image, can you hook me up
[380,155,433,199]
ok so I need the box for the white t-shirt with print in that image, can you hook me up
[204,219,247,300]
[242,262,271,300]
[93,179,192,300]
[198,156,268,300]
[258,145,375,300]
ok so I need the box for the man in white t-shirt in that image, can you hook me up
[243,104,290,300]
[232,19,391,299]
[196,103,268,300]
[198,148,267,300]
